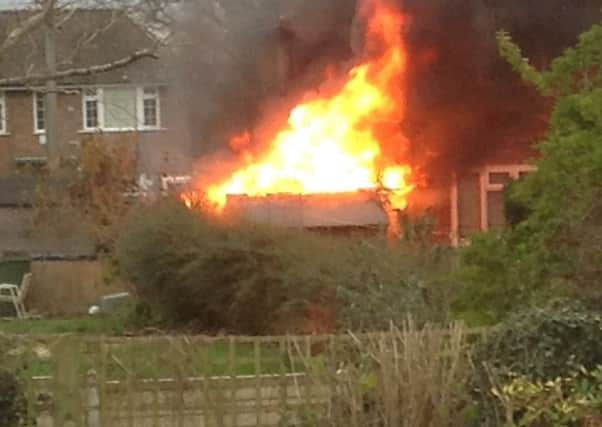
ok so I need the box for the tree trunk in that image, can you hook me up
[45,8,59,169]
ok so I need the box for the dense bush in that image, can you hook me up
[492,366,602,427]
[117,200,328,334]
[116,200,448,334]
[477,301,602,381]
[470,302,602,426]
[335,238,454,331]
[451,232,528,326]
[0,371,25,427]
[452,24,602,325]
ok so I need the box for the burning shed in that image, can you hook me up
[224,191,389,229]
[184,0,414,239]
[180,0,601,244]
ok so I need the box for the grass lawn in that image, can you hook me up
[0,317,121,335]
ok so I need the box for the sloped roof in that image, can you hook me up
[0,8,167,87]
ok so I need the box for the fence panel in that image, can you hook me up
[1,326,484,426]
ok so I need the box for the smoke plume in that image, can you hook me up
[171,0,600,186]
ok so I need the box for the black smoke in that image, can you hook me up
[172,0,601,181]
[400,0,601,181]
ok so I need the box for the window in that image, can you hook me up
[33,92,46,133]
[82,86,161,131]
[479,165,537,231]
[450,165,538,246]
[104,87,137,129]
[84,89,100,129]
[138,87,160,129]
[0,92,6,134]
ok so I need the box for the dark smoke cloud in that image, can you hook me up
[399,0,601,182]
[169,0,357,161]
[172,0,600,182]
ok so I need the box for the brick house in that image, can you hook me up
[0,8,191,258]
[0,8,190,181]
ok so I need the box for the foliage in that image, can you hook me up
[469,302,602,426]
[451,232,528,326]
[335,237,454,331]
[502,22,602,303]
[492,366,602,427]
[454,22,602,323]
[477,302,602,381]
[32,137,138,252]
[498,24,602,97]
[0,370,25,427]
[116,200,449,334]
[117,200,337,334]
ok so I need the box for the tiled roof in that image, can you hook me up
[0,8,167,86]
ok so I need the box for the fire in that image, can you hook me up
[197,1,415,211]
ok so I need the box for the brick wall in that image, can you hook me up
[0,87,190,177]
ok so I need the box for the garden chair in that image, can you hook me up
[0,272,32,318]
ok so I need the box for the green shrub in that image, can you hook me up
[0,371,25,427]
[451,232,534,326]
[469,302,602,426]
[117,200,343,334]
[116,200,450,334]
[335,238,454,331]
[477,301,602,380]
[492,366,602,427]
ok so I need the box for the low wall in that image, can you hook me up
[27,260,127,316]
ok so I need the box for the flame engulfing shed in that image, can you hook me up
[225,192,388,228]
[177,0,601,238]
[179,0,600,171]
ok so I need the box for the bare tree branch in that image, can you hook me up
[58,8,123,67]
[0,0,57,59]
[0,47,159,86]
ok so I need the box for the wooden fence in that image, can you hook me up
[1,326,487,427]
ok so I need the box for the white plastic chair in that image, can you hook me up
[0,272,32,318]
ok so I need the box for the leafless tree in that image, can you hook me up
[0,0,175,165]
[0,0,174,85]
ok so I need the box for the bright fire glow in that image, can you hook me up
[195,1,415,211]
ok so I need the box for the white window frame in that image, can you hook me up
[83,88,103,132]
[137,87,161,130]
[33,92,46,135]
[0,92,7,135]
[82,86,162,132]
[479,164,537,231]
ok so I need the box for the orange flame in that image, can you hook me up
[199,2,414,211]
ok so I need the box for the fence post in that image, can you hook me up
[35,392,54,427]
[52,337,82,427]
[86,370,100,427]
[254,339,262,426]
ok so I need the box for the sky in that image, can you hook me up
[0,0,26,8]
